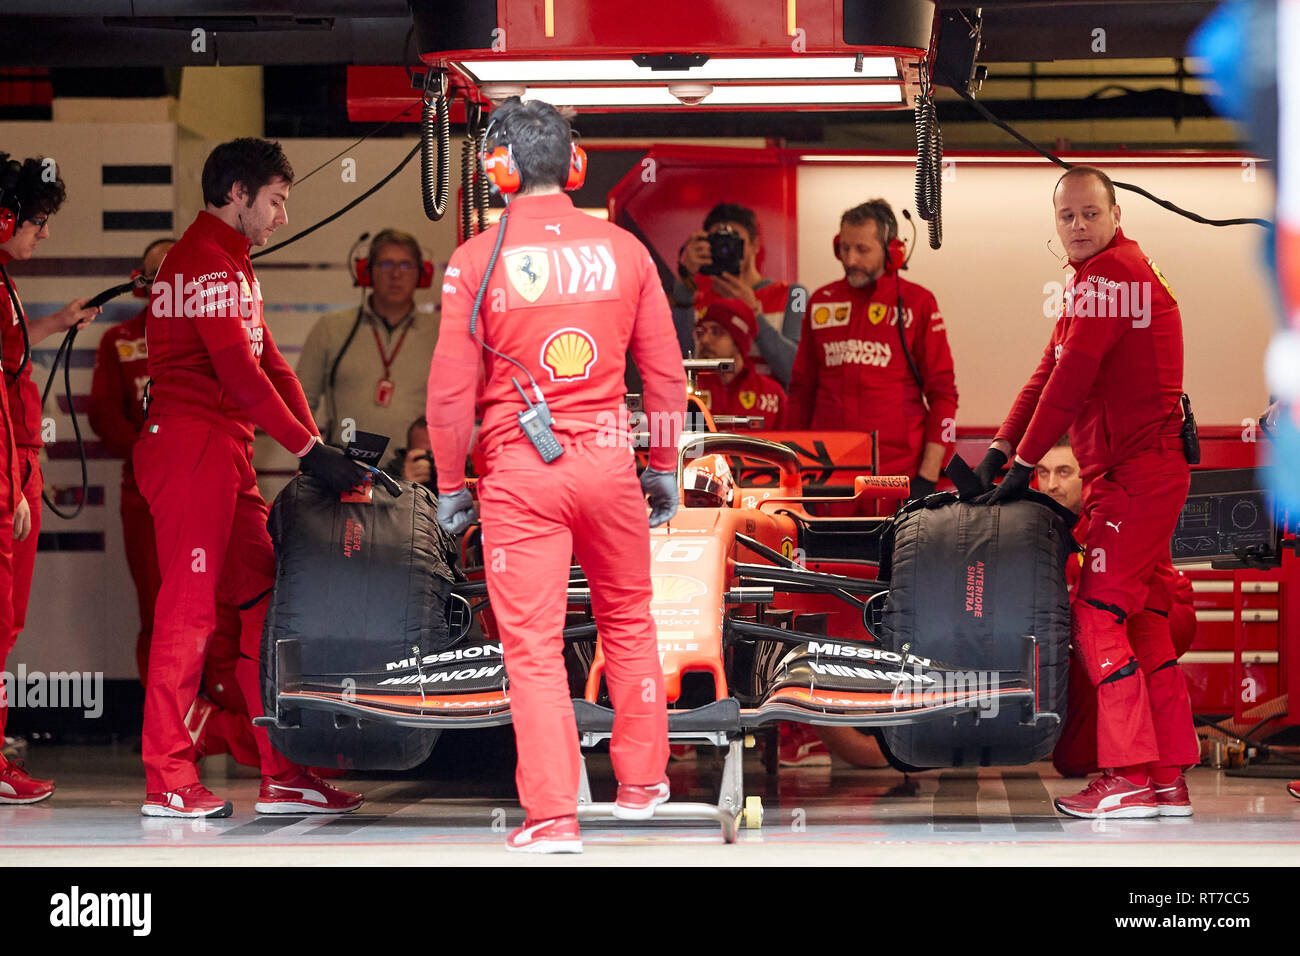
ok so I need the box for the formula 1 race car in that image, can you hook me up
[258,418,1077,839]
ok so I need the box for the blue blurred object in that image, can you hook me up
[1189,0,1251,121]
[1266,406,1300,513]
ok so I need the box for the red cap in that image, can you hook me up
[697,298,757,358]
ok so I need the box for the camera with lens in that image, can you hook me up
[700,225,745,277]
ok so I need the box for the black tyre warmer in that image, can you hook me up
[878,492,1074,768]
[260,475,459,770]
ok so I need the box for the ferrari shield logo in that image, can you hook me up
[868,303,888,325]
[1147,257,1177,303]
[505,249,549,303]
[739,391,756,410]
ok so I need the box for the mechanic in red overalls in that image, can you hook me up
[784,200,959,496]
[692,299,784,429]
[975,166,1199,818]
[0,153,100,803]
[1034,437,1197,781]
[89,237,258,766]
[89,238,173,682]
[427,98,687,853]
[134,137,366,817]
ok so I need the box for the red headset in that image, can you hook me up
[480,124,588,195]
[352,256,435,289]
[0,159,23,245]
[350,232,435,288]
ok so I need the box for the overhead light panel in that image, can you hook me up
[457,56,899,84]
[520,84,903,108]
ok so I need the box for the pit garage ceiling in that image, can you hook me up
[1,2,1218,67]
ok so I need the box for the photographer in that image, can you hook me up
[384,415,435,487]
[672,202,804,387]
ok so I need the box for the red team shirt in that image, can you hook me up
[996,227,1184,476]
[427,192,687,490]
[0,253,32,508]
[692,275,797,378]
[90,308,150,484]
[0,254,44,451]
[784,274,959,475]
[146,211,318,456]
[694,365,784,429]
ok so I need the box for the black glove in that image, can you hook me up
[436,487,476,535]
[971,446,1008,491]
[908,475,936,501]
[299,441,369,495]
[975,460,1033,505]
[641,466,679,528]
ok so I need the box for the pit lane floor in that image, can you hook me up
[1,741,1297,866]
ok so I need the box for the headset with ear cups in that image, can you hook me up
[478,109,588,195]
[832,204,905,274]
[0,159,23,245]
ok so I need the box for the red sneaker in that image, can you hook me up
[1055,773,1159,819]
[1153,775,1193,817]
[505,815,582,854]
[141,782,232,818]
[0,759,54,805]
[1288,780,1299,800]
[613,779,670,820]
[255,768,363,814]
[779,723,831,768]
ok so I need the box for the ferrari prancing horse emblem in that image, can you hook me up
[505,248,549,302]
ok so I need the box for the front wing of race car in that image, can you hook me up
[260,434,1054,742]
[263,587,1047,735]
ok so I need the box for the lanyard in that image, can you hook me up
[369,313,413,379]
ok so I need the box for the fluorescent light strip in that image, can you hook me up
[523,85,902,108]
[800,154,1267,165]
[461,56,898,83]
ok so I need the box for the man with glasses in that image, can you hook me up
[298,228,440,447]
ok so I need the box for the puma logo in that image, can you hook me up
[544,223,561,235]
[1106,520,1122,533]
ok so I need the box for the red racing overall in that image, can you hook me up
[996,227,1198,771]
[1052,515,1197,776]
[90,307,257,764]
[89,308,159,681]
[428,192,687,821]
[0,256,32,746]
[135,211,318,794]
[784,274,958,477]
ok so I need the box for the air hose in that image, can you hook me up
[914,69,944,250]
[420,72,451,222]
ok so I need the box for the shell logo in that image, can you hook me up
[651,574,706,604]
[540,327,598,382]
